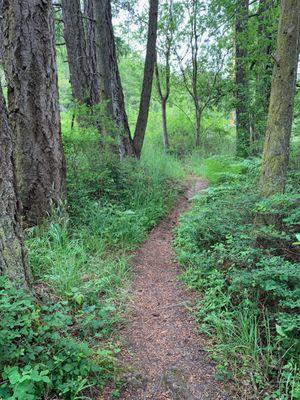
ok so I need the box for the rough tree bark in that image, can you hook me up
[0,84,30,285]
[259,0,300,199]
[0,0,3,64]
[84,0,100,106]
[133,0,159,158]
[235,0,251,158]
[92,0,135,157]
[61,0,91,105]
[3,0,66,227]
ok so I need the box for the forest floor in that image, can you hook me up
[103,178,236,400]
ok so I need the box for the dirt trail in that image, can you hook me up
[107,179,234,400]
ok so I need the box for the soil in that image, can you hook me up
[104,178,236,400]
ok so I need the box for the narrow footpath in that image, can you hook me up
[105,179,235,400]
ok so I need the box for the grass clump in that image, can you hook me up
[175,156,300,399]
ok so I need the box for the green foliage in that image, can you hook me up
[175,157,300,398]
[187,154,249,184]
[118,50,235,157]
[0,277,117,400]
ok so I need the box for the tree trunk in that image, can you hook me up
[61,0,91,105]
[3,0,66,227]
[0,0,3,64]
[259,0,300,200]
[84,0,100,106]
[161,99,170,149]
[235,0,251,158]
[155,63,171,150]
[0,84,30,286]
[195,107,202,148]
[251,0,278,155]
[92,0,135,157]
[133,0,159,158]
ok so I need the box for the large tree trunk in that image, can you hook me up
[61,0,91,105]
[84,0,100,106]
[0,0,3,64]
[259,0,300,199]
[0,84,30,286]
[92,0,135,157]
[133,0,159,158]
[3,0,66,227]
[235,0,251,158]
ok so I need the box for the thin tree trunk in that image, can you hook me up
[3,0,66,227]
[235,0,251,158]
[259,0,300,200]
[155,63,170,149]
[195,107,202,148]
[191,0,201,148]
[133,0,159,158]
[61,0,91,105]
[92,0,135,157]
[161,99,170,149]
[0,84,30,286]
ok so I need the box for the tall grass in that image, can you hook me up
[27,110,186,301]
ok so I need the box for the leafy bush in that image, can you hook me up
[175,158,300,398]
[0,277,117,400]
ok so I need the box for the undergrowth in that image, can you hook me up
[176,155,300,399]
[0,114,185,400]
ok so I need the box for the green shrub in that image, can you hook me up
[175,158,300,398]
[0,277,117,400]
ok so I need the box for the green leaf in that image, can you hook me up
[275,324,286,337]
[6,367,21,385]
